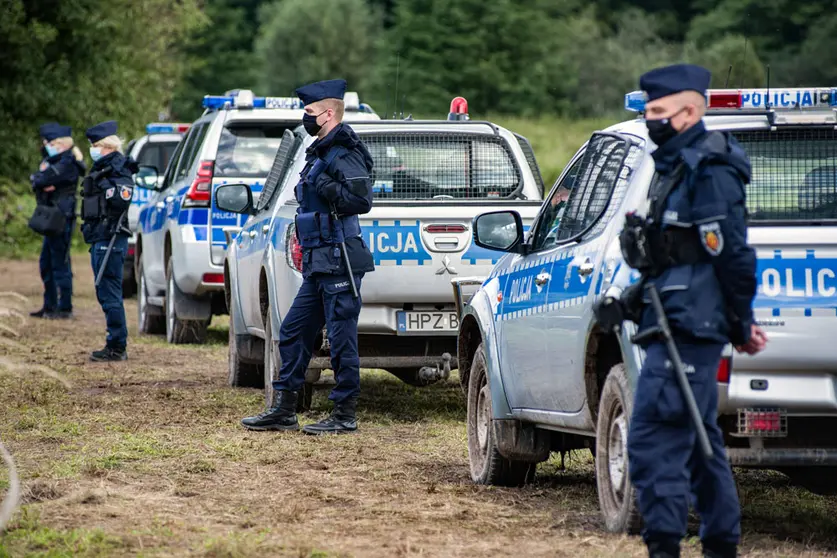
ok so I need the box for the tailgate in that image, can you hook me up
[743,226,837,372]
[360,202,540,304]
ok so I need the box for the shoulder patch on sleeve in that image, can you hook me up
[698,222,724,256]
[105,187,115,199]
[120,185,133,201]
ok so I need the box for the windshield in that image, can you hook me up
[362,133,522,200]
[734,129,837,222]
[214,122,297,178]
[136,140,179,174]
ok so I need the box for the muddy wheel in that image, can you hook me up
[137,260,164,335]
[783,467,837,495]
[227,297,262,388]
[467,343,535,486]
[595,363,641,534]
[165,257,208,345]
[264,313,313,413]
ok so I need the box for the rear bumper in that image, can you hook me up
[727,448,837,467]
[719,368,837,414]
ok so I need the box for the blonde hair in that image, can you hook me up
[52,136,84,161]
[93,134,124,154]
[322,99,345,120]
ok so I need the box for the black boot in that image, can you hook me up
[30,307,52,318]
[647,539,680,558]
[702,539,737,558]
[241,391,299,431]
[302,397,358,435]
[90,346,127,362]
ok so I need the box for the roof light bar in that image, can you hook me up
[146,123,190,134]
[202,89,364,111]
[625,87,837,113]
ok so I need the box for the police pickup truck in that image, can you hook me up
[134,90,379,344]
[123,123,189,296]
[455,86,837,533]
[218,98,545,411]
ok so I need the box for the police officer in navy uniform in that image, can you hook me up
[30,122,85,319]
[241,79,375,435]
[81,120,138,362]
[623,64,769,558]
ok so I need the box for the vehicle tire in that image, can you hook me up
[783,467,837,495]
[467,343,535,487]
[263,314,315,413]
[138,260,165,335]
[595,363,641,534]
[227,298,262,388]
[165,257,208,345]
[122,269,137,299]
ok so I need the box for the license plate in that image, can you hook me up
[396,311,459,335]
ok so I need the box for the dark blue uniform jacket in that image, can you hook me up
[30,150,85,217]
[81,151,137,244]
[639,121,757,346]
[297,123,375,278]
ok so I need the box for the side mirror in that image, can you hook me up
[473,210,525,253]
[135,165,160,190]
[215,183,254,214]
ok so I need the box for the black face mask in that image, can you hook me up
[302,110,327,136]
[646,107,687,146]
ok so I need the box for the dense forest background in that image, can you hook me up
[1,0,834,253]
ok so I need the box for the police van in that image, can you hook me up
[122,123,189,296]
[456,86,837,533]
[134,91,379,344]
[218,98,546,411]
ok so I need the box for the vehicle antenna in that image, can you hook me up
[724,65,733,88]
[765,64,771,110]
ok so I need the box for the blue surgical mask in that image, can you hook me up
[89,147,103,162]
[45,144,60,157]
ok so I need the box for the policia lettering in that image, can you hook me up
[241,79,375,436]
[81,120,137,363]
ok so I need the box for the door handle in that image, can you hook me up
[165,196,174,203]
[262,225,270,235]
[155,201,165,209]
[577,261,595,276]
[534,272,551,286]
[248,230,257,239]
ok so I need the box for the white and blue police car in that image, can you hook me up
[134,90,380,344]
[455,86,837,533]
[122,122,189,296]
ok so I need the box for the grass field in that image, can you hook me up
[2,257,837,556]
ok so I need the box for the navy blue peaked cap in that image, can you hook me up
[295,79,347,105]
[640,64,712,102]
[86,120,118,143]
[39,122,72,141]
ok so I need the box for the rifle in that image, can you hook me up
[631,283,713,459]
[95,209,129,288]
[331,203,359,299]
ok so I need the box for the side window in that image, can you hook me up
[161,139,187,190]
[530,153,586,251]
[255,130,301,213]
[174,123,209,181]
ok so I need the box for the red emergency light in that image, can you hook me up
[706,90,743,109]
[448,97,469,120]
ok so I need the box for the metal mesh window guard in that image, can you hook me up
[255,130,298,211]
[587,142,643,238]
[554,134,630,242]
[734,129,837,222]
[361,133,522,200]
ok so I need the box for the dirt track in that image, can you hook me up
[1,256,837,557]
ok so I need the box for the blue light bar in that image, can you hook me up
[202,94,304,110]
[625,87,837,112]
[146,123,190,134]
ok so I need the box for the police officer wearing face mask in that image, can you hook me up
[622,64,768,558]
[29,122,86,319]
[80,120,138,362]
[241,79,375,435]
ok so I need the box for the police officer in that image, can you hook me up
[29,122,85,319]
[624,64,768,558]
[81,120,137,362]
[241,79,375,435]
